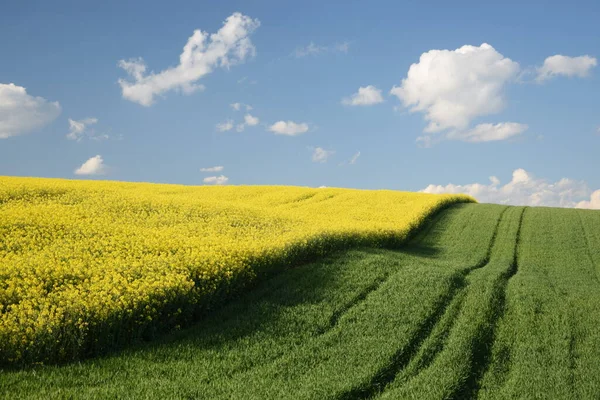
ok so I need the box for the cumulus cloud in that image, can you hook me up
[422,168,598,208]
[200,165,223,172]
[342,85,384,106]
[244,113,259,126]
[74,155,108,176]
[203,175,229,185]
[391,43,522,144]
[446,122,528,143]
[576,190,600,210]
[0,83,61,139]
[536,55,597,82]
[268,121,309,136]
[118,13,260,106]
[216,119,234,132]
[311,147,335,163]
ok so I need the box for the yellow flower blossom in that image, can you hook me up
[0,176,472,364]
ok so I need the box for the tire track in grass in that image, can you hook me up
[336,206,509,400]
[314,205,483,339]
[576,210,600,286]
[376,279,469,391]
[371,206,522,400]
[317,275,389,335]
[390,206,520,398]
[451,206,527,399]
[318,208,460,337]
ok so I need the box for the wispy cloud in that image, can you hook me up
[66,117,112,141]
[216,119,234,132]
[200,166,224,172]
[230,102,252,111]
[237,76,257,85]
[234,113,259,132]
[339,151,361,166]
[292,41,350,58]
[118,13,260,106]
[445,122,528,143]
[349,151,361,164]
[311,147,335,163]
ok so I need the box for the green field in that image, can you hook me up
[1,203,599,399]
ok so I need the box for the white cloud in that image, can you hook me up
[118,13,260,106]
[422,168,597,208]
[203,175,229,185]
[576,190,600,210]
[230,113,258,132]
[0,83,61,139]
[200,165,224,172]
[237,77,257,85]
[230,102,252,111]
[216,119,234,132]
[446,122,528,143]
[74,155,108,176]
[294,42,327,58]
[349,151,361,164]
[391,43,520,140]
[268,120,309,136]
[342,85,384,106]
[536,55,597,82]
[312,147,335,163]
[293,41,350,58]
[335,42,350,53]
[244,113,259,126]
[66,117,102,141]
[339,151,362,166]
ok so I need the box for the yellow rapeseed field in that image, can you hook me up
[0,176,473,364]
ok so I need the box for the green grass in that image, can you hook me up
[478,207,600,399]
[1,203,599,399]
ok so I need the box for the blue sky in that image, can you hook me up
[1,0,599,207]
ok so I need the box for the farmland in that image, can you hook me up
[2,196,599,399]
[1,178,599,399]
[0,177,469,365]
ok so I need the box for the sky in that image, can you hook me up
[1,0,599,208]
